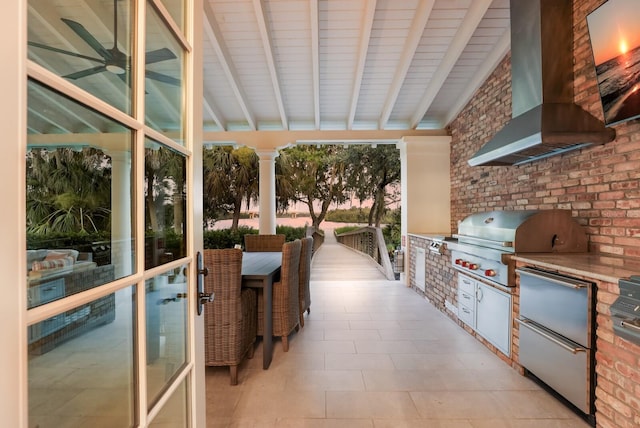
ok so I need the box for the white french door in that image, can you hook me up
[1,0,205,426]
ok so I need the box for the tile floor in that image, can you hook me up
[205,279,591,427]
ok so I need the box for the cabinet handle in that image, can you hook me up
[476,287,483,302]
[515,318,586,354]
[620,321,640,333]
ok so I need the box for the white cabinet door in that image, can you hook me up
[476,282,511,356]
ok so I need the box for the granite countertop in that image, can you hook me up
[512,253,640,283]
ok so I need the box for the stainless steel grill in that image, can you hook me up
[449,210,587,287]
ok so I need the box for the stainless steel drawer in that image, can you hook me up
[517,318,591,414]
[517,267,592,347]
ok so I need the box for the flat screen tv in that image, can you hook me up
[586,0,640,126]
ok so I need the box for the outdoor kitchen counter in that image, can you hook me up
[512,253,640,283]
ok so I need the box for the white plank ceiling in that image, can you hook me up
[202,0,510,133]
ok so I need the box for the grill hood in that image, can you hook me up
[454,209,588,253]
[468,0,615,167]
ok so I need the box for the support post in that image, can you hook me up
[256,150,278,234]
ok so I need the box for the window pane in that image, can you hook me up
[145,140,187,269]
[146,266,188,407]
[149,377,189,427]
[146,2,185,144]
[27,80,134,307]
[28,0,133,115]
[29,288,135,427]
[153,0,185,33]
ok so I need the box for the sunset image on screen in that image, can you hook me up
[586,0,640,125]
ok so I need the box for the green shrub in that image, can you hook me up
[203,225,306,249]
[333,226,362,235]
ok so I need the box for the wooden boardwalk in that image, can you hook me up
[310,229,388,281]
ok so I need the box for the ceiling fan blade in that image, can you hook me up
[28,41,105,64]
[146,48,177,65]
[63,65,107,80]
[146,70,180,86]
[61,18,112,61]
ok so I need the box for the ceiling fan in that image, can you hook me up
[28,0,179,86]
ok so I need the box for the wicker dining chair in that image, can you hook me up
[257,239,301,352]
[203,249,257,385]
[244,234,286,252]
[298,236,313,328]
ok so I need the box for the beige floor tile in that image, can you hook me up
[233,390,326,419]
[324,312,372,321]
[362,369,445,391]
[354,340,419,354]
[325,353,395,370]
[284,369,365,391]
[490,390,582,419]
[276,418,374,428]
[324,329,381,341]
[468,419,591,428]
[348,320,402,329]
[374,420,474,428]
[390,353,467,371]
[410,390,510,419]
[288,340,356,354]
[326,391,420,419]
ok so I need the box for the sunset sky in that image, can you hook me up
[587,0,640,65]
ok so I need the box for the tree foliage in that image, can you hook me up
[26,148,112,234]
[277,145,348,228]
[203,146,259,230]
[344,145,400,227]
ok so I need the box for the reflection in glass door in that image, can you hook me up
[24,0,203,426]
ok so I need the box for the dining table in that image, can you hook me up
[241,251,282,369]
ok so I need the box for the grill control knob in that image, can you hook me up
[469,263,478,270]
[484,269,496,277]
[461,261,469,267]
[455,259,462,265]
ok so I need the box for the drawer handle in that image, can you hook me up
[515,318,586,354]
[462,308,471,314]
[43,286,57,292]
[620,321,640,333]
[516,267,591,289]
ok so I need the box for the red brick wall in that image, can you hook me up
[449,0,640,259]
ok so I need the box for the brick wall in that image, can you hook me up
[448,0,640,259]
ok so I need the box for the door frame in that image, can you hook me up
[1,0,206,425]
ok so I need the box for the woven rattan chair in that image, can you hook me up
[244,234,285,252]
[298,236,313,327]
[203,249,257,385]
[258,239,301,351]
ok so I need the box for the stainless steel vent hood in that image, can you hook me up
[468,0,615,167]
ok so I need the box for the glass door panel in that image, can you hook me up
[26,79,135,306]
[145,2,185,144]
[146,265,188,407]
[149,378,189,427]
[144,139,187,269]
[27,0,134,115]
[28,287,135,427]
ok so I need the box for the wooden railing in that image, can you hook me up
[305,227,324,257]
[334,226,395,280]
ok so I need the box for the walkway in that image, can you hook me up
[311,229,388,281]
[205,236,590,427]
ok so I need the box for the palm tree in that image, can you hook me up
[26,147,112,234]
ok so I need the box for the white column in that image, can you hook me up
[110,150,132,278]
[256,150,278,234]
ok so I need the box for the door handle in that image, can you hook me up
[196,251,213,316]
